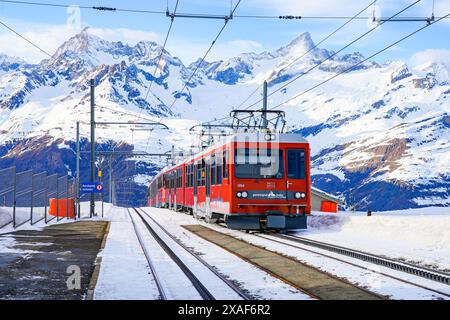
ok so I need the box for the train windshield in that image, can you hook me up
[234,148,283,179]
[287,149,306,179]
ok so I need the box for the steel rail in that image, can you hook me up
[277,234,450,285]
[139,207,251,300]
[132,208,215,300]
[126,208,167,300]
[254,233,450,298]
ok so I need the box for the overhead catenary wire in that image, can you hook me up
[271,11,450,111]
[242,0,422,111]
[1,0,447,21]
[0,19,53,58]
[137,0,180,121]
[166,0,242,114]
[200,0,380,127]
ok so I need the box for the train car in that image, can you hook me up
[148,131,310,230]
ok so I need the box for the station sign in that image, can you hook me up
[80,182,104,194]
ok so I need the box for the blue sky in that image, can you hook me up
[0,0,449,65]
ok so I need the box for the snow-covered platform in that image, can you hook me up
[0,220,108,299]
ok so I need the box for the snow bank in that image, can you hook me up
[0,207,12,227]
[302,207,450,270]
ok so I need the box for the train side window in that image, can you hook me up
[223,149,228,179]
[187,165,190,187]
[211,155,216,185]
[216,151,223,185]
[197,162,201,186]
[201,158,206,186]
[188,165,191,187]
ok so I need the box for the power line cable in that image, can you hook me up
[0,19,53,57]
[242,0,422,110]
[278,1,377,75]
[1,0,446,20]
[0,0,166,14]
[271,11,450,111]
[165,0,242,114]
[199,0,379,127]
[137,0,180,121]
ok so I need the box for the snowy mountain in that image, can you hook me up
[0,28,448,209]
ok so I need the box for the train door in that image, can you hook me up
[174,170,177,211]
[286,149,307,213]
[205,156,211,219]
[168,172,172,209]
[193,161,198,215]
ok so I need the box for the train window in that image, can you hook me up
[188,165,192,187]
[223,149,228,179]
[287,149,306,179]
[197,162,202,186]
[216,151,222,185]
[186,166,190,188]
[201,159,206,186]
[234,148,284,179]
[211,155,216,185]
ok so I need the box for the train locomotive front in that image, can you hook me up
[225,132,310,230]
[147,132,310,230]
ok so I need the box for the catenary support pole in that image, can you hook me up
[262,80,268,130]
[90,79,95,218]
[76,121,80,218]
[12,166,16,228]
[109,156,112,204]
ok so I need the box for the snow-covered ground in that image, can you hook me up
[95,206,312,300]
[2,203,449,300]
[141,207,450,300]
[304,207,450,271]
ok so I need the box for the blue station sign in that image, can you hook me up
[80,182,104,194]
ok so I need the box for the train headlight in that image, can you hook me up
[237,192,242,198]
[264,133,276,141]
[241,191,248,198]
[295,192,307,199]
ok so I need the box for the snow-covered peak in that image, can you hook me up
[0,53,25,65]
[414,62,450,84]
[275,32,316,57]
[0,53,26,73]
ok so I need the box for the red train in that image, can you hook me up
[147,132,310,230]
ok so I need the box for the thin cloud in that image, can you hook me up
[410,49,450,69]
[228,39,262,51]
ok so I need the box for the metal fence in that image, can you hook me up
[0,166,77,229]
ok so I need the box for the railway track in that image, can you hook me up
[253,232,450,298]
[277,234,450,285]
[129,208,251,300]
[127,208,167,299]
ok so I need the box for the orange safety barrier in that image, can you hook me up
[320,201,338,213]
[48,198,75,218]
